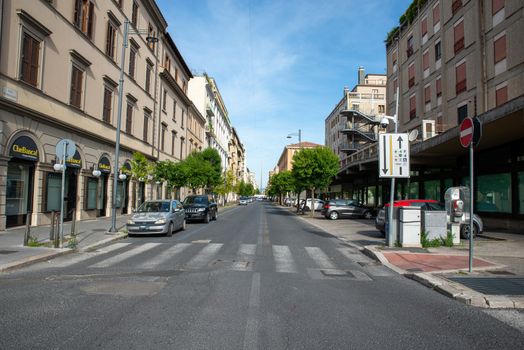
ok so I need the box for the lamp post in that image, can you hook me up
[287,129,302,148]
[109,20,157,232]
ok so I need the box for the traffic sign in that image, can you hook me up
[459,118,473,148]
[55,139,76,160]
[378,133,410,178]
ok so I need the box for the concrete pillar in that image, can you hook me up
[0,156,8,231]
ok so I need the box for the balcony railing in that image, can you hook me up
[456,80,467,94]
[454,38,464,54]
[346,92,385,101]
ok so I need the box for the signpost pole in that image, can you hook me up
[59,141,67,248]
[469,139,474,272]
[387,87,400,247]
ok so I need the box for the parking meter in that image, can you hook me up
[444,187,470,223]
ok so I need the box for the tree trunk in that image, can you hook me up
[310,188,315,218]
[296,191,301,213]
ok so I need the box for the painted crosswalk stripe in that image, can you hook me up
[49,243,131,267]
[337,248,369,263]
[185,243,223,269]
[89,243,162,268]
[231,244,256,271]
[305,247,336,270]
[272,245,297,273]
[138,243,191,269]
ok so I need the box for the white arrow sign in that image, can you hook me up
[378,133,410,178]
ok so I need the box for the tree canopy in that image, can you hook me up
[291,146,339,193]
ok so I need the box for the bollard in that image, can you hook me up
[50,211,56,241]
[23,211,32,246]
[70,208,77,236]
[54,212,60,248]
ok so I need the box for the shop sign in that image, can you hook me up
[98,156,111,174]
[9,136,39,161]
[66,150,82,169]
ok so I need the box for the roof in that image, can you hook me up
[287,141,323,148]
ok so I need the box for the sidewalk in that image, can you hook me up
[291,207,524,309]
[0,215,130,272]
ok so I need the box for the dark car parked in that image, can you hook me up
[321,199,374,220]
[183,194,218,223]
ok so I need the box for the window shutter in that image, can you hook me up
[423,51,429,70]
[21,34,31,83]
[126,104,133,133]
[87,2,95,39]
[492,0,504,15]
[436,77,442,95]
[494,35,506,63]
[74,0,82,27]
[421,18,428,35]
[433,5,440,24]
[424,85,431,103]
[29,37,40,86]
[456,62,466,83]
[496,86,507,106]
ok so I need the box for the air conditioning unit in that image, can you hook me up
[422,119,436,140]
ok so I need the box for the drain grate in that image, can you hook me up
[0,250,17,255]
[448,277,524,296]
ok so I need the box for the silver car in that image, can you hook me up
[127,200,186,236]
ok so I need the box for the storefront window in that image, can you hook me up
[6,163,30,215]
[115,180,124,208]
[423,180,440,201]
[408,182,419,198]
[518,172,524,214]
[444,178,453,192]
[46,173,63,212]
[476,173,511,213]
[367,186,376,207]
[86,178,98,210]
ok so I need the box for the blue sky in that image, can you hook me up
[157,0,412,189]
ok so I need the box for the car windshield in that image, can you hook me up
[137,201,169,213]
[183,196,207,205]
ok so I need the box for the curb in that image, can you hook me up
[81,232,128,252]
[0,248,72,273]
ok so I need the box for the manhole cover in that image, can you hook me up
[0,250,17,255]
[321,269,353,277]
[448,277,524,295]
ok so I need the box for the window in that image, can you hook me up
[424,85,431,104]
[392,50,397,72]
[20,32,40,86]
[70,65,83,108]
[408,64,415,88]
[172,99,177,122]
[164,55,171,72]
[161,123,167,151]
[129,45,137,79]
[496,84,508,106]
[147,23,155,50]
[477,173,511,213]
[433,4,440,26]
[409,95,416,119]
[106,21,117,59]
[408,182,419,198]
[494,34,506,63]
[455,61,466,94]
[180,137,185,159]
[103,87,113,123]
[435,41,442,61]
[422,50,429,72]
[436,76,442,96]
[452,0,462,15]
[181,109,185,128]
[393,78,398,94]
[171,131,177,156]
[423,180,440,201]
[143,113,150,143]
[352,104,359,111]
[519,172,524,214]
[132,1,139,27]
[457,104,468,124]
[492,0,504,15]
[125,102,133,133]
[74,0,94,39]
[454,20,464,54]
[406,35,414,57]
[378,105,385,113]
[145,62,152,93]
[421,17,428,38]
[85,177,98,210]
[46,173,62,212]
[162,89,167,111]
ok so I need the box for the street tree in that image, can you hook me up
[268,171,294,205]
[201,148,222,191]
[291,146,339,216]
[125,152,152,208]
[216,169,236,203]
[153,160,188,200]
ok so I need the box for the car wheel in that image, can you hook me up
[460,223,479,239]
[166,223,173,237]
[329,211,339,220]
[181,219,186,231]
[204,212,210,224]
[363,211,373,220]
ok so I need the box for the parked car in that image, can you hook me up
[127,200,186,236]
[321,199,374,220]
[375,199,483,239]
[300,198,324,211]
[239,196,249,205]
[183,194,218,223]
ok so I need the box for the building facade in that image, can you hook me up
[276,141,322,173]
[0,0,197,230]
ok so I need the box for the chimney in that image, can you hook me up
[358,66,365,85]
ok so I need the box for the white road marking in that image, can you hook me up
[305,247,336,270]
[231,244,256,271]
[185,243,223,269]
[243,272,261,350]
[272,245,297,273]
[89,243,162,268]
[337,247,370,263]
[48,243,131,267]
[138,243,191,269]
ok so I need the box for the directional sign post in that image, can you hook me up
[55,139,76,248]
[378,133,410,178]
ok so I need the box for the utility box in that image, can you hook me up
[421,211,447,240]
[399,206,421,247]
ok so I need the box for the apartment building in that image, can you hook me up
[276,142,322,173]
[325,67,387,190]
[336,0,523,230]
[0,0,194,230]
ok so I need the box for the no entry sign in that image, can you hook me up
[460,117,473,148]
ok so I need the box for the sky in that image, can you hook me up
[157,0,412,189]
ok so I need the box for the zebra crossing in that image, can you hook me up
[45,241,394,279]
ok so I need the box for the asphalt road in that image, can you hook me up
[0,202,522,349]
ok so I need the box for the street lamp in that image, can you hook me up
[109,20,156,232]
[286,129,302,148]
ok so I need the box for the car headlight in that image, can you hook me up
[127,220,135,224]
[154,219,166,224]
[197,208,206,212]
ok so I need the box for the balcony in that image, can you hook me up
[454,38,464,54]
[456,79,467,94]
[346,92,385,101]
[452,0,462,15]
[340,123,377,142]
[206,103,214,117]
[340,109,382,124]
[339,142,359,154]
